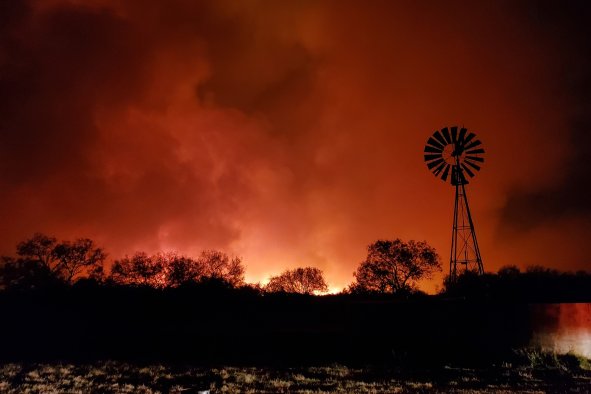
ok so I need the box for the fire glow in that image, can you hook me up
[1,1,591,293]
[532,304,591,358]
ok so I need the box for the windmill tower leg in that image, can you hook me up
[460,182,484,275]
[450,183,460,282]
[449,178,484,282]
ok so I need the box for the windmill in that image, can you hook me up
[424,126,485,282]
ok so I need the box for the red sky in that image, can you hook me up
[1,0,591,292]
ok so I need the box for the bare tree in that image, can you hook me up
[162,253,203,287]
[265,267,329,295]
[198,250,245,287]
[109,250,245,288]
[16,233,59,275]
[110,252,165,287]
[14,233,106,284]
[52,238,106,283]
[350,239,441,294]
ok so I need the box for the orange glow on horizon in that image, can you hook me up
[1,0,590,294]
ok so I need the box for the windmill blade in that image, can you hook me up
[458,127,467,145]
[433,161,446,176]
[451,126,458,142]
[461,163,475,177]
[465,155,484,163]
[427,158,444,170]
[463,132,476,146]
[424,154,442,162]
[433,130,447,146]
[459,170,468,184]
[424,145,442,154]
[464,160,481,171]
[427,137,445,150]
[453,165,468,184]
[442,127,452,143]
[466,148,485,155]
[464,139,482,150]
[441,164,451,181]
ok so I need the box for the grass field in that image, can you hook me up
[1,352,591,393]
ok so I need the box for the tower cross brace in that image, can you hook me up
[449,160,484,282]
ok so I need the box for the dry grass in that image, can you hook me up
[0,356,590,393]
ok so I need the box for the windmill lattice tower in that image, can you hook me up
[424,126,485,282]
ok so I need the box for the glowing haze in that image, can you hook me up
[1,0,591,292]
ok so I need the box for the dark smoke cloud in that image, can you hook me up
[2,0,591,290]
[0,2,147,182]
[500,1,591,231]
[0,0,317,252]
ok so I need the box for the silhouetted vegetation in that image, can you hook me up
[108,250,245,288]
[109,252,165,287]
[3,233,591,302]
[0,233,246,291]
[1,234,591,367]
[349,239,441,295]
[0,233,105,289]
[443,265,591,302]
[265,267,328,294]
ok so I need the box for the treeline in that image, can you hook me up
[2,233,591,302]
[0,234,439,296]
[1,234,590,365]
[0,233,250,291]
[0,233,335,294]
[444,266,591,302]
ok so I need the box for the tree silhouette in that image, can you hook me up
[497,265,521,278]
[16,233,59,276]
[350,239,441,294]
[265,267,328,294]
[442,270,490,299]
[109,250,245,288]
[110,252,165,287]
[163,253,203,287]
[52,238,106,283]
[442,265,591,301]
[0,256,58,289]
[197,250,245,287]
[6,233,106,286]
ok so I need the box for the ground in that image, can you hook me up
[1,356,590,393]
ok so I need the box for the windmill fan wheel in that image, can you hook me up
[424,126,485,185]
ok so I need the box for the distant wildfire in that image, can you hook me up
[2,1,591,293]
